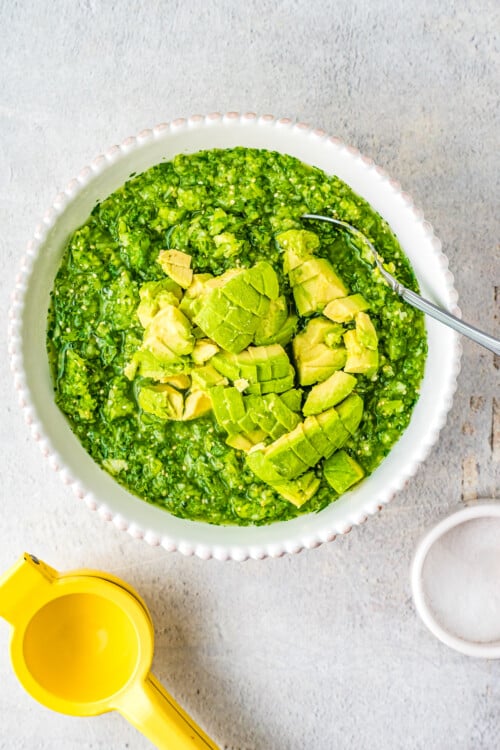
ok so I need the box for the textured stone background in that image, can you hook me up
[0,1,499,748]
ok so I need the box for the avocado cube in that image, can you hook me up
[222,280,262,313]
[157,249,193,289]
[323,450,365,494]
[272,313,298,346]
[192,338,219,365]
[265,432,310,479]
[279,388,303,412]
[182,391,212,420]
[316,408,350,450]
[225,306,258,335]
[355,311,378,350]
[191,364,228,390]
[246,449,286,484]
[323,324,345,348]
[303,416,336,458]
[226,332,255,354]
[143,304,195,359]
[303,371,357,416]
[276,229,320,272]
[291,258,348,315]
[270,356,293,379]
[343,329,379,376]
[273,471,321,507]
[292,284,316,317]
[192,293,227,333]
[211,352,240,380]
[137,383,184,421]
[253,295,289,345]
[287,426,322,467]
[256,370,295,395]
[247,261,280,300]
[223,387,246,423]
[226,429,268,452]
[163,373,191,390]
[266,394,301,432]
[294,343,347,386]
[336,393,364,435]
[209,386,238,433]
[244,396,277,434]
[324,293,370,323]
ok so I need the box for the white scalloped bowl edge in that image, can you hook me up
[9,113,462,561]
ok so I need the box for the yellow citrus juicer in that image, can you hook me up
[0,553,219,749]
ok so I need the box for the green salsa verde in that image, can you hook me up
[47,147,427,525]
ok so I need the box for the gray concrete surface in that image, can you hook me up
[0,1,499,748]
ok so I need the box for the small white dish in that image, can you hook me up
[411,501,500,658]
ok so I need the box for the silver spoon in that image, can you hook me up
[302,214,500,356]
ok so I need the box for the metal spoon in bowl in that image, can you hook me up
[302,214,500,356]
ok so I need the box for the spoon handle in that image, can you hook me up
[400,286,500,356]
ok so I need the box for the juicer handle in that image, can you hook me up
[118,672,219,750]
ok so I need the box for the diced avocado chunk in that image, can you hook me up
[246,261,280,300]
[303,415,336,458]
[324,293,370,323]
[276,229,320,272]
[125,349,189,381]
[222,277,263,313]
[263,431,310,479]
[293,325,347,385]
[136,279,182,327]
[244,393,300,440]
[291,258,349,316]
[273,313,298,346]
[315,408,350,450]
[157,249,193,288]
[192,338,219,364]
[336,393,364,435]
[226,429,268,452]
[324,323,345,348]
[209,386,240,433]
[279,388,303,412]
[273,471,321,507]
[323,450,365,494]
[246,449,287,484]
[190,364,228,390]
[212,345,294,393]
[179,273,214,319]
[303,371,357,416]
[163,373,191,390]
[245,370,295,395]
[183,390,212,420]
[253,295,288,345]
[137,383,184,420]
[297,318,342,346]
[287,425,322,466]
[355,311,378,350]
[343,329,379,376]
[143,304,195,359]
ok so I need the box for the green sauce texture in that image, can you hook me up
[47,148,427,525]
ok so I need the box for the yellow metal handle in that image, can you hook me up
[0,554,56,626]
[117,672,219,749]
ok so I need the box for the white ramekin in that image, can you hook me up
[411,501,500,658]
[9,113,462,560]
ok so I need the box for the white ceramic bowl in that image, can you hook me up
[9,113,461,560]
